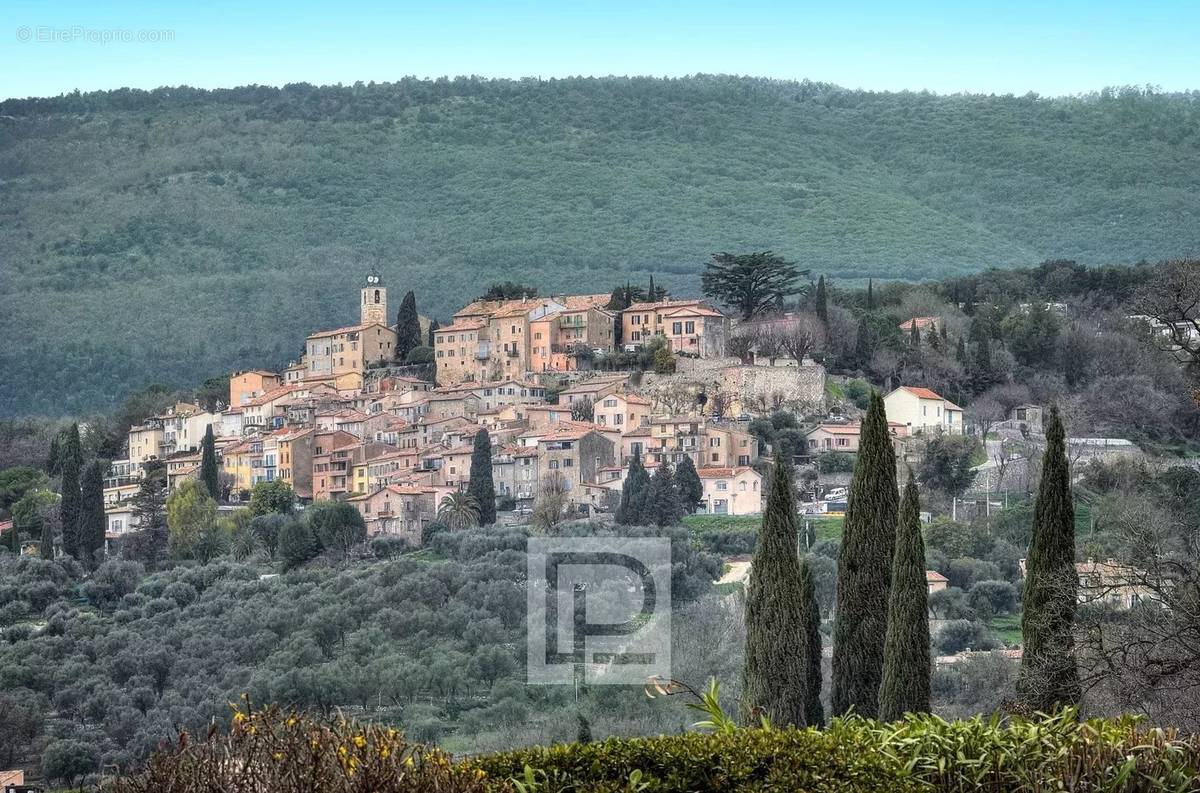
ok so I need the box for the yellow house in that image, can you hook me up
[882,386,964,435]
[221,436,261,494]
[305,323,397,379]
[127,422,164,464]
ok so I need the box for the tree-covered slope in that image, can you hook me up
[1,76,1198,415]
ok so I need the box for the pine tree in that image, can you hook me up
[832,391,898,718]
[879,474,931,720]
[799,554,825,727]
[814,275,828,323]
[427,319,439,348]
[866,279,875,310]
[200,424,219,501]
[395,290,422,361]
[1016,407,1081,713]
[130,464,168,565]
[647,462,682,527]
[673,455,703,515]
[467,428,497,526]
[58,423,84,559]
[615,455,651,525]
[741,452,808,726]
[78,459,107,566]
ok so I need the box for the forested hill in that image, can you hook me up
[2,76,1199,415]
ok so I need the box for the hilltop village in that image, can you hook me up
[90,272,971,547]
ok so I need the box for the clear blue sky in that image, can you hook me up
[3,0,1197,100]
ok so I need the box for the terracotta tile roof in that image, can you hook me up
[897,386,945,401]
[622,425,653,437]
[697,466,755,479]
[625,299,708,312]
[557,294,613,311]
[306,322,389,339]
[899,317,939,331]
[926,570,949,583]
[244,384,300,407]
[661,304,724,318]
[808,423,862,435]
[438,319,487,333]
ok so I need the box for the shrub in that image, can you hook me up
[113,703,488,793]
[405,345,435,365]
[815,452,855,473]
[934,619,996,655]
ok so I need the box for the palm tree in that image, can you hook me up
[438,490,480,530]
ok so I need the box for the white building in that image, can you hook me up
[883,386,964,435]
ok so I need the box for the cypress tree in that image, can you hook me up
[615,455,651,525]
[647,462,682,527]
[200,424,220,501]
[78,459,108,566]
[879,474,932,720]
[673,455,703,515]
[467,428,497,526]
[955,335,967,363]
[814,275,828,323]
[58,423,83,559]
[866,279,875,310]
[741,452,808,726]
[395,290,422,361]
[800,554,825,727]
[5,519,17,554]
[939,322,948,343]
[832,391,898,718]
[1016,407,1081,713]
[910,320,921,348]
[426,319,440,348]
[648,274,657,302]
[971,337,994,392]
[854,316,873,368]
[40,512,54,559]
[926,324,940,351]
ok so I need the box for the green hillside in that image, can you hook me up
[2,76,1198,415]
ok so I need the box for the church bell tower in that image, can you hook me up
[361,270,387,326]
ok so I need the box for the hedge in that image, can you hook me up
[115,706,1200,793]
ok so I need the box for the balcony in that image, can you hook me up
[475,342,491,359]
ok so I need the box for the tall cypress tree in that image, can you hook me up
[879,474,931,721]
[741,452,808,726]
[799,554,825,727]
[814,275,828,323]
[58,424,84,559]
[648,274,657,302]
[673,455,704,515]
[832,391,898,718]
[615,455,650,525]
[200,424,219,501]
[467,428,496,526]
[866,279,875,310]
[40,512,54,560]
[854,316,873,369]
[910,321,921,348]
[395,290,423,361]
[1016,407,1081,713]
[426,319,440,348]
[78,459,107,566]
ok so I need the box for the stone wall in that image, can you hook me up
[642,359,826,417]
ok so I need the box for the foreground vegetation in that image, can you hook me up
[4,77,1200,413]
[113,703,1200,792]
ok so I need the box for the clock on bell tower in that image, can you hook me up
[361,270,387,326]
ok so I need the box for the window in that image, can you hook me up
[614,414,623,425]
[716,481,728,491]
[604,399,617,407]
[672,321,682,334]
[563,458,573,467]
[711,452,719,462]
[709,437,720,447]
[549,460,559,470]
[837,438,847,447]
[685,321,695,334]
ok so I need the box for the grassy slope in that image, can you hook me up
[2,77,1198,414]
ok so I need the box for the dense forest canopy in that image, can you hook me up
[2,76,1198,415]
